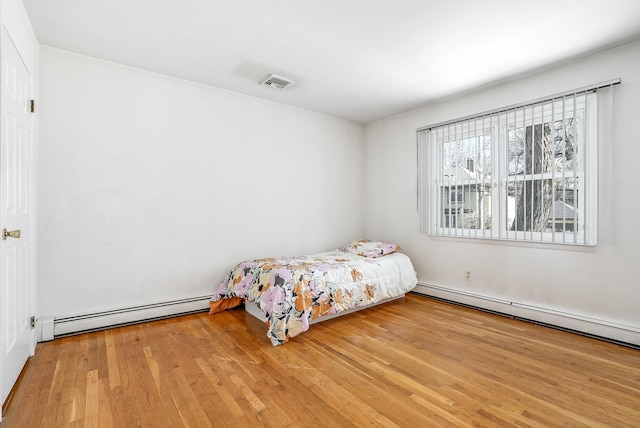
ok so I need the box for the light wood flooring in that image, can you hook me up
[2,293,640,427]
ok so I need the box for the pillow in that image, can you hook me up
[338,239,401,258]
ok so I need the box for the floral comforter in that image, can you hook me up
[210,250,417,346]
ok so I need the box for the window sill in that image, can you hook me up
[426,233,597,252]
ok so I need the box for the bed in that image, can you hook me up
[209,240,417,346]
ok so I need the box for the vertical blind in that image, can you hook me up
[417,79,619,245]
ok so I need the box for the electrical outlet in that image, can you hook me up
[465,270,471,281]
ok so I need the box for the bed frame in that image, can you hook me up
[244,295,404,325]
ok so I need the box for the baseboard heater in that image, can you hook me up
[414,282,640,349]
[41,295,212,341]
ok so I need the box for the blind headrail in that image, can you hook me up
[416,78,621,132]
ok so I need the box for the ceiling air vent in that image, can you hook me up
[260,74,295,89]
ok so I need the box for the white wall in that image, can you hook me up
[365,41,640,343]
[37,46,365,320]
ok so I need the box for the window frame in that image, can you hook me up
[417,82,616,247]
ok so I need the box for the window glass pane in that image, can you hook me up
[507,122,555,232]
[553,119,577,173]
[439,132,492,232]
[549,177,578,233]
[508,178,554,232]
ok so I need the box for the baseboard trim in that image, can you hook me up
[413,282,640,348]
[42,296,211,341]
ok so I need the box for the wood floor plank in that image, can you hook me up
[196,355,245,421]
[18,339,61,427]
[126,326,173,428]
[2,294,640,427]
[54,336,80,426]
[109,326,142,427]
[70,334,90,425]
[39,343,67,425]
[84,369,99,428]
[103,329,121,390]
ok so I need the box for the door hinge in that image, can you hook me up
[30,316,36,329]
[30,99,35,113]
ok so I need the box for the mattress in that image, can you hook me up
[210,249,417,346]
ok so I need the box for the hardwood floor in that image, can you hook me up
[3,293,640,427]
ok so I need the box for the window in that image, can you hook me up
[418,81,617,245]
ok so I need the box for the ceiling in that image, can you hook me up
[22,0,640,123]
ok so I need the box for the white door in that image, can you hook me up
[0,25,36,411]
